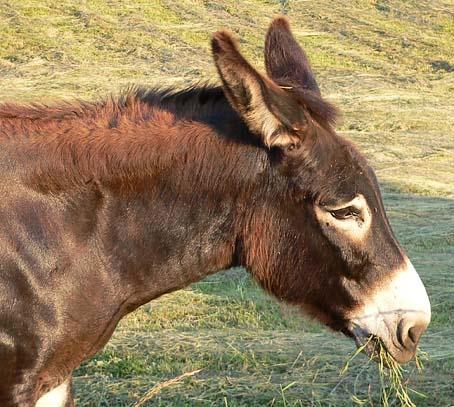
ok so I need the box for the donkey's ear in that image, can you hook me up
[265,17,320,94]
[212,30,305,148]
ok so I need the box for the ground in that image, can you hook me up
[0,0,453,405]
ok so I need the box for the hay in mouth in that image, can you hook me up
[341,332,428,407]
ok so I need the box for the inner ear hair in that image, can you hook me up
[268,128,301,149]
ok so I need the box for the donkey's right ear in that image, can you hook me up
[211,30,304,148]
[265,17,320,94]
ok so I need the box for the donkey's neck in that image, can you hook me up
[14,100,268,195]
[5,89,275,306]
[79,113,271,309]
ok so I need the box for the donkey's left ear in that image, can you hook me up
[211,30,306,148]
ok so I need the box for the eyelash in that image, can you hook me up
[330,206,361,220]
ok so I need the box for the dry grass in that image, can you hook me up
[1,0,453,405]
[133,369,202,407]
[340,338,429,407]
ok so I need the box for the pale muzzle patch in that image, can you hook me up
[348,259,431,362]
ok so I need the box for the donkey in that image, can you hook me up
[0,17,430,406]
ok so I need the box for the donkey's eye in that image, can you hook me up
[330,206,360,220]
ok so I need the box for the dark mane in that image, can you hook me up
[0,82,336,131]
[0,84,229,125]
[135,84,229,120]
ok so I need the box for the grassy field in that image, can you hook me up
[1,0,453,405]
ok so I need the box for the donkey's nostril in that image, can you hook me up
[408,324,424,345]
[397,319,426,351]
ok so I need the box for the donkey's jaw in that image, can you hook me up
[347,259,431,363]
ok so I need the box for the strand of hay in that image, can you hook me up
[377,344,427,407]
[133,369,202,407]
[341,338,428,407]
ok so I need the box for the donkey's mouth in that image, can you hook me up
[342,315,425,364]
[342,326,387,363]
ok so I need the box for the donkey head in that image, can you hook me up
[211,17,430,363]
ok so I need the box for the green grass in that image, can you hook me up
[1,0,453,405]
